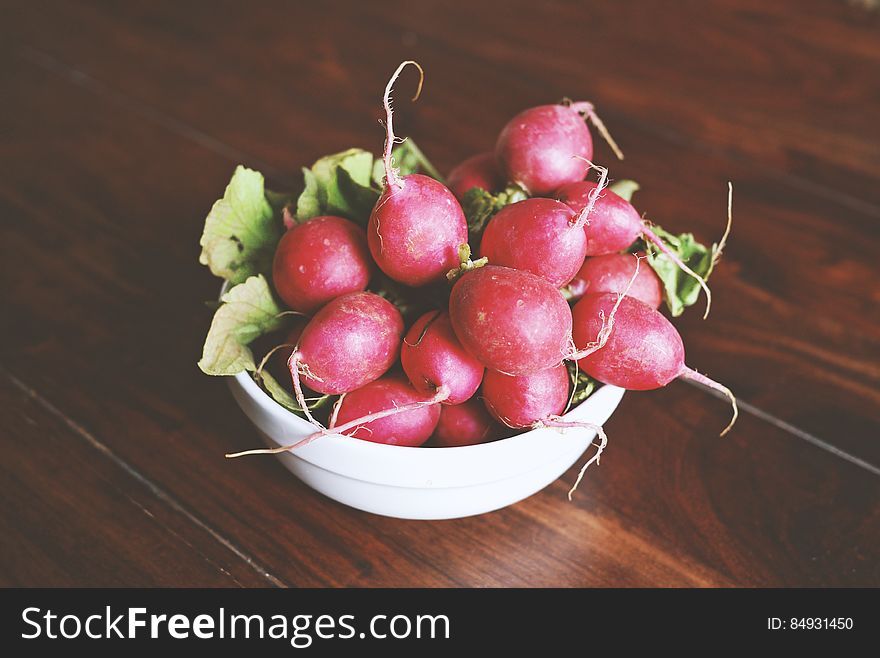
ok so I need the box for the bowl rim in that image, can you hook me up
[231,367,624,487]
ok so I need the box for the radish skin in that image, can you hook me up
[479,198,587,287]
[567,253,662,308]
[449,265,573,376]
[573,293,737,435]
[401,311,485,405]
[368,61,468,286]
[447,152,503,200]
[272,215,373,313]
[556,181,713,317]
[433,399,499,447]
[288,292,403,418]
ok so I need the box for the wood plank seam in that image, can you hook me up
[16,45,878,479]
[3,367,289,588]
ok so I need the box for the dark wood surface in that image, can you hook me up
[2,0,878,587]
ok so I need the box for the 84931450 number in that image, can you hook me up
[789,617,853,630]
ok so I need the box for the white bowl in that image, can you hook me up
[228,369,624,520]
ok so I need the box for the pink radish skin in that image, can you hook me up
[332,376,441,446]
[573,293,737,434]
[433,399,499,447]
[368,174,468,286]
[272,215,373,313]
[495,104,593,195]
[290,292,403,397]
[479,198,587,287]
[555,181,643,255]
[367,62,468,287]
[447,152,504,200]
[449,265,573,376]
[401,311,485,405]
[568,253,663,308]
[556,181,713,316]
[481,363,570,429]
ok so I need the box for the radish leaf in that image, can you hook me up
[642,226,713,317]
[198,275,283,376]
[199,166,281,284]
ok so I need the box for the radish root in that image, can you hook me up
[287,352,324,428]
[226,386,450,458]
[571,157,609,230]
[567,254,642,360]
[679,366,738,436]
[382,60,425,189]
[711,182,733,270]
[536,415,608,499]
[254,343,296,381]
[570,101,624,160]
[642,224,713,320]
[328,393,345,429]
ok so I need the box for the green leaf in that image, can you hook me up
[565,361,601,411]
[461,184,528,235]
[609,179,639,202]
[255,369,333,415]
[198,275,284,376]
[199,166,282,284]
[336,166,381,223]
[371,139,443,187]
[296,148,378,224]
[642,225,713,317]
[295,167,321,221]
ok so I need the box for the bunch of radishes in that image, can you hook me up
[200,61,736,495]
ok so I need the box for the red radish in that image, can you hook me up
[449,265,573,375]
[479,197,588,287]
[481,363,571,429]
[495,102,622,195]
[272,215,373,313]
[329,376,441,446]
[231,376,444,457]
[567,253,663,308]
[286,292,403,424]
[556,180,713,317]
[433,399,500,447]
[400,311,485,405]
[481,363,609,498]
[447,152,504,200]
[573,293,738,435]
[367,61,469,287]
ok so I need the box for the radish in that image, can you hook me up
[449,265,573,375]
[573,293,738,435]
[447,152,504,200]
[481,363,608,498]
[433,399,499,447]
[495,101,622,195]
[272,215,373,313]
[479,198,589,287]
[481,363,571,429]
[328,376,441,446]
[556,180,713,317]
[286,291,403,424]
[567,252,663,308]
[367,61,469,286]
[400,310,485,405]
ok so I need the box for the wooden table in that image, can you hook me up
[2,0,878,587]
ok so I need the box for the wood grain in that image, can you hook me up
[0,373,274,587]
[5,1,878,462]
[1,54,878,587]
[1,0,878,587]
